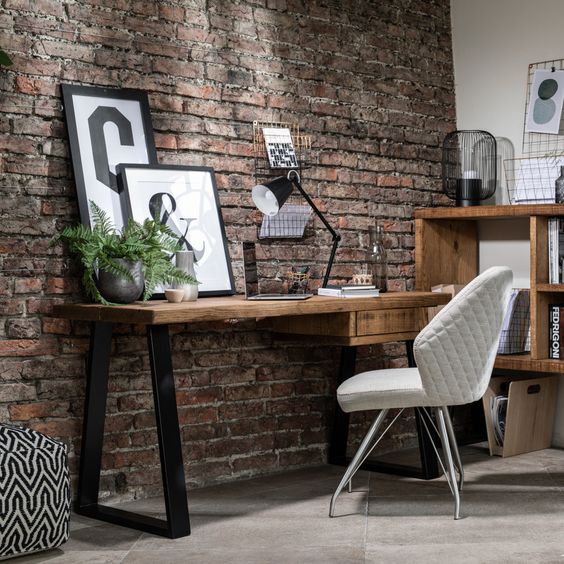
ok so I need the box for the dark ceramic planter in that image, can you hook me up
[97,259,144,304]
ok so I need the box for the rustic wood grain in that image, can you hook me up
[52,293,450,325]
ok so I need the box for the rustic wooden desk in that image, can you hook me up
[54,292,449,539]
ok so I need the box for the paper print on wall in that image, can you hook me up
[525,70,564,134]
[61,84,157,230]
[262,127,298,169]
[117,164,235,297]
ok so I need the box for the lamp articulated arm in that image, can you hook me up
[287,171,341,288]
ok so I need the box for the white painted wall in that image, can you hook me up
[450,0,564,446]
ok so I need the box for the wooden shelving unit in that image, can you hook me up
[415,204,564,375]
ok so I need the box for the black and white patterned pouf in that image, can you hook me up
[0,424,70,560]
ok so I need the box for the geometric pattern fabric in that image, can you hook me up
[0,424,70,560]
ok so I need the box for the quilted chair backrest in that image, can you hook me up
[413,266,513,407]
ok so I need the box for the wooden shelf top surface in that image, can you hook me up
[495,354,564,374]
[415,204,564,220]
[52,292,450,325]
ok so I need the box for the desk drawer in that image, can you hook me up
[269,313,355,337]
[356,308,427,336]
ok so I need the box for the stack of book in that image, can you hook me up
[317,285,380,298]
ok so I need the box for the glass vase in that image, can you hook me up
[365,223,387,293]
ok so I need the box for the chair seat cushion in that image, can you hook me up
[337,367,433,412]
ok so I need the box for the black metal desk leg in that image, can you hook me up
[147,324,190,538]
[76,322,190,538]
[77,321,113,508]
[407,340,440,479]
[328,346,357,465]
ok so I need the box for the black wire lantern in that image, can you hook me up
[442,130,497,206]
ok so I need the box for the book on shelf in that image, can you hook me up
[317,285,380,298]
[548,303,564,359]
[547,218,564,283]
[325,284,377,291]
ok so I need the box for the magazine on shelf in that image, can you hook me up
[490,394,508,446]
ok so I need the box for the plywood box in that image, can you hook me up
[483,374,557,457]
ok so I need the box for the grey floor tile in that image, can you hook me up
[132,493,368,552]
[61,523,142,552]
[124,546,364,564]
[12,550,128,563]
[365,542,564,564]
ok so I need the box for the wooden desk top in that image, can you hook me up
[52,292,450,326]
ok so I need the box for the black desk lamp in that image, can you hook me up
[252,170,340,288]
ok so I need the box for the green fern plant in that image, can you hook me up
[55,201,198,305]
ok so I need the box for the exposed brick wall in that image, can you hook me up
[0,0,455,500]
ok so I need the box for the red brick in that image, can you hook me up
[14,278,43,294]
[9,400,70,420]
[0,338,58,357]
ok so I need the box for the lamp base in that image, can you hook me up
[455,178,482,207]
[456,198,482,207]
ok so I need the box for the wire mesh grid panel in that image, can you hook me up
[522,58,564,157]
[504,155,564,203]
[497,289,530,355]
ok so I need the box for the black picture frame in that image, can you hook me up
[117,164,235,298]
[61,84,157,230]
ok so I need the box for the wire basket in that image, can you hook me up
[504,155,564,204]
[257,203,313,239]
[253,120,312,180]
[498,289,530,355]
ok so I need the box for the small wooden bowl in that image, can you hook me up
[165,288,185,303]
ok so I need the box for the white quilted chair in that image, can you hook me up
[329,266,513,520]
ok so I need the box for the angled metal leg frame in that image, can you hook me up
[328,342,440,480]
[330,404,464,519]
[76,322,190,538]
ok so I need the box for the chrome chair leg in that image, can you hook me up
[441,406,464,492]
[435,407,461,520]
[329,409,389,517]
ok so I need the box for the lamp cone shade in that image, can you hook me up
[252,176,294,216]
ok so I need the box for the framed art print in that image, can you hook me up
[525,69,564,134]
[117,164,235,297]
[61,84,157,229]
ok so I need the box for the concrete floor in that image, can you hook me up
[14,444,564,563]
